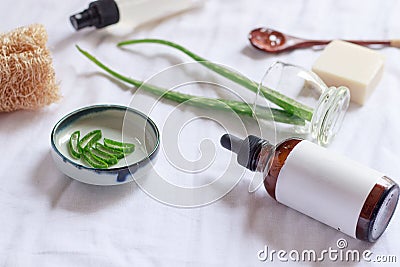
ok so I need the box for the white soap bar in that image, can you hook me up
[312,40,384,105]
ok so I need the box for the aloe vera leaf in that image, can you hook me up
[117,39,313,121]
[76,45,305,126]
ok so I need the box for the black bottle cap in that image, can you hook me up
[70,0,120,30]
[220,134,267,171]
[220,134,242,153]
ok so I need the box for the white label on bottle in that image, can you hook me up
[275,141,382,238]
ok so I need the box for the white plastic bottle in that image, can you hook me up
[70,0,202,34]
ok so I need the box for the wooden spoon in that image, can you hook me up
[248,27,400,53]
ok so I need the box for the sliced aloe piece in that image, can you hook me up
[95,142,125,159]
[82,148,108,169]
[88,146,118,165]
[78,130,102,150]
[68,130,81,159]
[103,138,135,154]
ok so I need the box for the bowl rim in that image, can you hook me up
[51,104,160,172]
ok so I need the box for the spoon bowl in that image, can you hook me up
[249,28,288,52]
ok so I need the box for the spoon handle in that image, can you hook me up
[295,40,392,49]
[389,40,400,48]
[343,40,391,46]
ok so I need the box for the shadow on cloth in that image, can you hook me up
[32,151,138,213]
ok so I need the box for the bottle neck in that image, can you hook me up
[253,142,275,173]
[311,86,350,145]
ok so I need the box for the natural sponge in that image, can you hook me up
[0,24,59,112]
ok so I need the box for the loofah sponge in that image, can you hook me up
[0,24,60,112]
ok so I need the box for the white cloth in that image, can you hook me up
[1,0,400,266]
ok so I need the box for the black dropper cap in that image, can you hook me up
[220,134,270,171]
[70,0,120,30]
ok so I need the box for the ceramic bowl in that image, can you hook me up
[51,105,159,185]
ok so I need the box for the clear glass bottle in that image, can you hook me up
[70,0,202,34]
[220,134,399,242]
[255,61,350,146]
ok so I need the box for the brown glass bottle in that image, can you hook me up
[220,134,399,242]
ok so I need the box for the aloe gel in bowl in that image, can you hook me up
[51,105,159,185]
